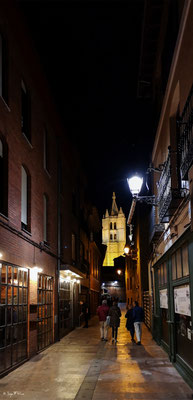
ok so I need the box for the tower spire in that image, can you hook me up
[111,192,118,215]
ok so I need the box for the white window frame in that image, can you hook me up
[21,166,28,226]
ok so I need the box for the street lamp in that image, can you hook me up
[127,176,143,196]
[127,173,157,225]
[124,245,130,255]
[127,174,156,204]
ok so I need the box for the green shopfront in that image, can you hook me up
[153,228,193,388]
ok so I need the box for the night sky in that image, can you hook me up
[18,0,155,218]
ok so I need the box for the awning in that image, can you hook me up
[60,264,86,280]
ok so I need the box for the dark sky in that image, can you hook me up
[18,0,154,217]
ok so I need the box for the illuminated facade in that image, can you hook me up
[102,193,126,266]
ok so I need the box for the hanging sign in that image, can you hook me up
[159,288,168,309]
[174,284,191,316]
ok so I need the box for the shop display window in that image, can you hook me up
[172,244,189,280]
[37,273,53,351]
[0,263,28,374]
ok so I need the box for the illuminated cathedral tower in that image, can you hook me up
[102,192,126,266]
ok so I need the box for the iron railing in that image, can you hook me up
[178,84,193,179]
[157,152,172,221]
[157,150,182,222]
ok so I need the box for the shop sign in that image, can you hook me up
[174,284,191,316]
[159,288,168,309]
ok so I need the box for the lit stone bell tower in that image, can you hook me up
[102,192,126,266]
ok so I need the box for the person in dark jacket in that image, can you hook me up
[97,299,109,341]
[108,301,121,343]
[132,300,144,345]
[82,301,89,328]
[125,304,135,342]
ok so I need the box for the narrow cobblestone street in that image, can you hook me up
[0,305,192,400]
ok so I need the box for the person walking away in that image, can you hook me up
[97,300,109,341]
[125,304,135,342]
[132,300,144,345]
[109,301,121,344]
[82,301,89,328]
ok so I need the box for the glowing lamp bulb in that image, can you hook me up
[127,175,143,196]
[124,246,130,255]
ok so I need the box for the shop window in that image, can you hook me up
[0,263,28,374]
[43,194,48,243]
[21,80,31,142]
[172,245,189,280]
[0,33,8,103]
[21,166,31,232]
[37,274,53,351]
[176,248,182,279]
[182,244,189,276]
[172,253,176,280]
[0,136,8,216]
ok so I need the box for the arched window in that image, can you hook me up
[21,79,31,142]
[21,165,31,231]
[114,222,116,229]
[110,222,112,229]
[110,234,113,240]
[0,136,8,216]
[114,234,116,240]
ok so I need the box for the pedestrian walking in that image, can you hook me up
[82,301,89,328]
[125,304,135,342]
[97,299,110,341]
[132,300,144,345]
[108,300,121,344]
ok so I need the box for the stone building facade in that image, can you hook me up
[102,193,126,267]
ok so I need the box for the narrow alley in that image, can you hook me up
[0,305,192,400]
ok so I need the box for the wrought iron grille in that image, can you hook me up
[178,84,193,179]
[157,152,171,220]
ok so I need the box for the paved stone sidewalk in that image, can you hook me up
[0,305,192,400]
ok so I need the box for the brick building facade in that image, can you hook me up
[0,1,103,376]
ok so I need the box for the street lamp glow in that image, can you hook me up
[117,269,121,275]
[127,176,143,196]
[124,245,130,255]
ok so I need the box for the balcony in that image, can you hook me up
[178,84,193,180]
[157,150,182,223]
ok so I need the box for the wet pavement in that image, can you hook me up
[0,304,192,400]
